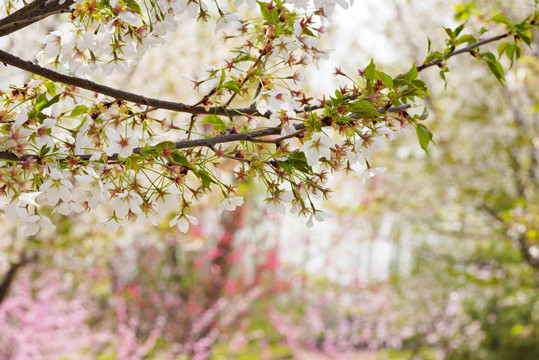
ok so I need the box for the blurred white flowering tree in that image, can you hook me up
[0,0,536,236]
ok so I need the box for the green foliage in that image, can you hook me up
[415,123,434,154]
[201,115,227,132]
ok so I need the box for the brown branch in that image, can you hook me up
[0,49,262,117]
[0,105,411,163]
[0,0,75,37]
[0,0,49,27]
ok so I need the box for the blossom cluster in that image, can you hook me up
[6,0,524,233]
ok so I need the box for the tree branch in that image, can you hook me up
[0,0,49,27]
[0,49,262,117]
[416,33,509,72]
[0,0,74,37]
[0,105,411,163]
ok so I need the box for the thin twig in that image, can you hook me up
[208,144,251,163]
[416,33,509,73]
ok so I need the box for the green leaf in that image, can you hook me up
[139,145,153,157]
[516,30,532,46]
[258,1,278,24]
[277,159,293,173]
[278,150,313,174]
[170,151,194,169]
[219,69,226,87]
[302,27,315,37]
[288,150,313,173]
[378,71,394,90]
[497,42,509,58]
[349,99,380,119]
[455,34,477,46]
[34,93,61,111]
[483,52,506,85]
[155,141,176,151]
[201,115,226,132]
[491,14,512,26]
[123,0,141,14]
[407,64,418,81]
[419,107,429,120]
[453,23,466,38]
[415,123,434,154]
[222,80,242,95]
[197,169,214,188]
[69,105,89,117]
[453,2,476,21]
[506,43,516,67]
[44,81,56,96]
[439,69,447,89]
[34,93,48,111]
[364,59,376,82]
[39,144,51,157]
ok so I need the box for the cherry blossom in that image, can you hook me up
[105,127,140,158]
[0,0,530,232]
[110,190,143,219]
[300,133,337,166]
[39,169,73,206]
[169,214,199,233]
[218,196,244,213]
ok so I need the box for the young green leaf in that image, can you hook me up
[124,0,141,14]
[491,14,512,26]
[482,52,506,85]
[222,81,242,95]
[416,123,435,154]
[201,115,226,132]
[419,107,429,120]
[69,105,89,118]
[364,59,376,82]
[407,64,418,81]
[35,94,61,111]
[197,169,215,188]
[170,151,194,169]
[349,99,380,119]
[378,71,394,90]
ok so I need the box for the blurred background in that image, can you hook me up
[1,0,538,359]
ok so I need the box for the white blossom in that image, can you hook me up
[306,209,334,228]
[218,196,244,213]
[20,214,56,236]
[361,167,387,183]
[111,190,143,219]
[39,169,73,206]
[169,214,199,233]
[105,127,139,158]
[300,133,336,166]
